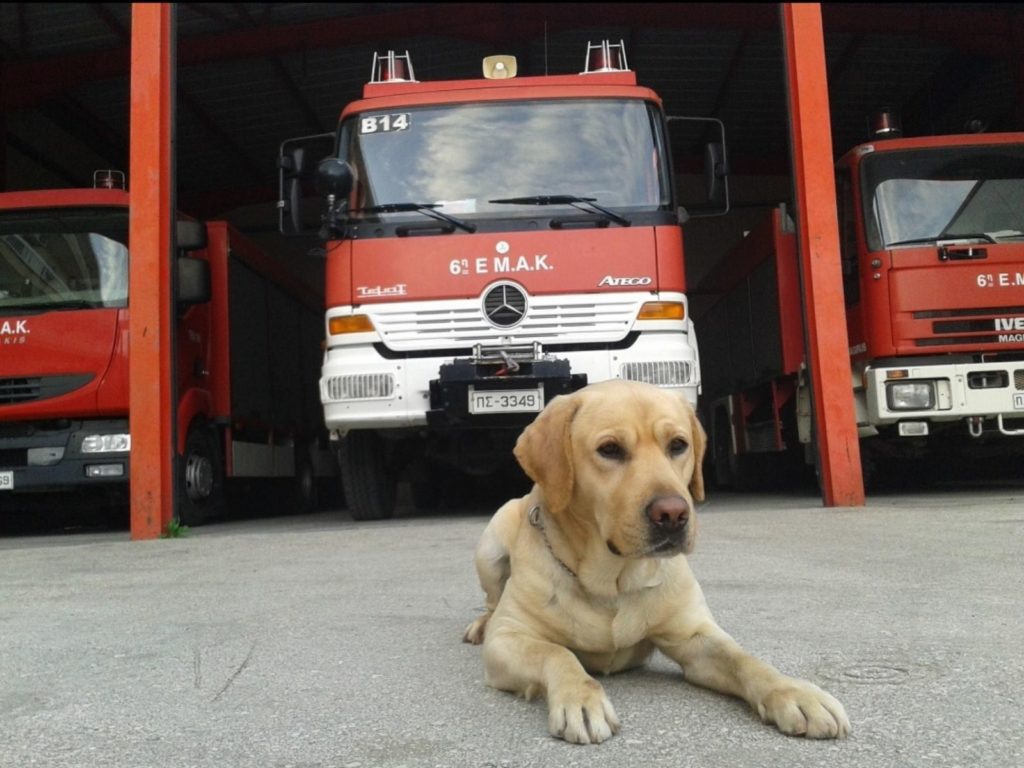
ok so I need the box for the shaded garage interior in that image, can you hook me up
[3,3,1018,278]
[1,3,1022,526]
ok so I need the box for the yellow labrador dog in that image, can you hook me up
[463,380,849,744]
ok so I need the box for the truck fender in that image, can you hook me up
[176,387,215,455]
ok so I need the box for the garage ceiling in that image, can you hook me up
[0,2,1021,226]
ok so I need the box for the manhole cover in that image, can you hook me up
[836,664,911,684]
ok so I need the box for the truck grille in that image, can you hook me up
[367,293,644,352]
[0,448,27,468]
[0,378,40,404]
[915,305,1024,348]
[323,373,395,401]
[0,374,93,405]
[620,360,695,387]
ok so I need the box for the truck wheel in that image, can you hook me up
[408,455,442,511]
[293,442,318,513]
[177,423,224,527]
[339,430,397,521]
[711,408,735,488]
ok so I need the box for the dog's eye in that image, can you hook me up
[597,442,626,461]
[669,437,689,456]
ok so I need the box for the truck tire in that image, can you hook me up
[293,442,318,513]
[339,430,397,521]
[407,454,442,511]
[711,408,735,488]
[177,423,225,527]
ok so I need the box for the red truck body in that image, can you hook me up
[0,188,327,522]
[699,132,1024,485]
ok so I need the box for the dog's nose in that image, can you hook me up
[646,496,689,529]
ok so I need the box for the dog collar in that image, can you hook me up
[528,505,578,579]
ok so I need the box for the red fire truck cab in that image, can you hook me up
[0,182,330,524]
[281,43,727,519]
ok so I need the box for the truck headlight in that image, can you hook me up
[637,302,685,321]
[328,314,375,335]
[886,381,935,411]
[27,447,65,466]
[81,434,132,453]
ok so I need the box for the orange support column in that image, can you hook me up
[129,3,176,539]
[781,3,865,507]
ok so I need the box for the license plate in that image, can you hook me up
[0,471,13,491]
[468,387,544,415]
[1015,393,1024,410]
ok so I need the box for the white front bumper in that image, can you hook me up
[320,329,700,432]
[864,360,1024,426]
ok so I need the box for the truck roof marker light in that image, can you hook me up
[638,301,685,321]
[371,51,416,84]
[94,170,126,190]
[869,110,902,140]
[329,314,375,335]
[483,55,517,79]
[583,40,629,74]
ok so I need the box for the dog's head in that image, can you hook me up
[514,380,706,557]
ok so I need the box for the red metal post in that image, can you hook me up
[129,3,175,538]
[781,3,865,506]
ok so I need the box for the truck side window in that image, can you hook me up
[837,169,860,305]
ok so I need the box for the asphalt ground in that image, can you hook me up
[2,484,1022,768]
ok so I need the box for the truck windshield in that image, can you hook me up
[339,99,670,219]
[861,144,1024,250]
[0,208,128,314]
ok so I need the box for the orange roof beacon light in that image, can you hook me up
[94,169,126,190]
[583,40,629,74]
[869,109,902,140]
[370,50,416,84]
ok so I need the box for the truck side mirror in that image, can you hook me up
[666,115,730,218]
[279,133,336,237]
[176,220,207,252]
[704,141,729,209]
[177,256,211,306]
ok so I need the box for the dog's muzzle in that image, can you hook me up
[645,495,689,552]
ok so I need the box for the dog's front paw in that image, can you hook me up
[548,679,621,745]
[462,612,491,645]
[757,680,850,739]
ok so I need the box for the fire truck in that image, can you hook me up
[0,176,329,524]
[280,42,727,520]
[698,125,1024,487]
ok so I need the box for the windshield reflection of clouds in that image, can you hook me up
[866,146,1024,248]
[874,179,973,244]
[0,232,128,309]
[353,100,661,215]
[91,234,128,304]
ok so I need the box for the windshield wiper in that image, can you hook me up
[489,195,631,227]
[887,233,999,248]
[346,202,476,233]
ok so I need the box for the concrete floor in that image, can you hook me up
[1,487,1022,767]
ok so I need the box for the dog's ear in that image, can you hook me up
[514,392,580,513]
[688,406,707,502]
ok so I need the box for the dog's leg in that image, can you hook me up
[483,629,621,744]
[658,621,850,739]
[462,512,511,644]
